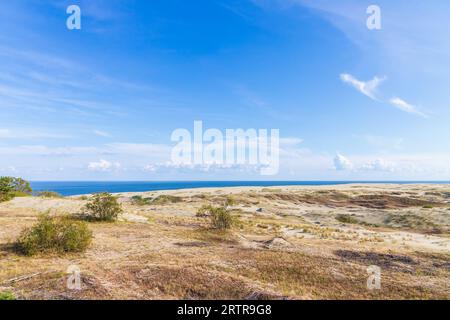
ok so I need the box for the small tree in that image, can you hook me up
[0,177,14,202]
[82,193,122,222]
[10,178,32,195]
[0,177,32,202]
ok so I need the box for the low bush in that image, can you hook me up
[0,192,14,203]
[196,205,234,230]
[0,291,15,300]
[38,191,64,198]
[197,204,216,217]
[210,207,234,230]
[81,193,122,222]
[335,214,359,224]
[131,195,152,206]
[15,214,92,256]
[151,195,183,205]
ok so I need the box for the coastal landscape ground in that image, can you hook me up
[0,184,449,300]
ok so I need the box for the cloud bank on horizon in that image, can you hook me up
[0,0,449,180]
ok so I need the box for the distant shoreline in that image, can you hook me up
[29,181,450,197]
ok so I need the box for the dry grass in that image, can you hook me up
[0,184,449,300]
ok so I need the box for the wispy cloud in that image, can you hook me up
[275,1,450,74]
[88,159,121,172]
[340,73,428,118]
[389,97,428,118]
[340,73,385,101]
[93,130,112,138]
[0,128,71,139]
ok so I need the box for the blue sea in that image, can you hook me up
[29,181,450,196]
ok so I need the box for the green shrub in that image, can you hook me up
[150,195,183,205]
[38,191,63,198]
[0,177,32,203]
[0,291,15,300]
[0,192,14,203]
[196,204,215,217]
[210,207,234,230]
[336,214,359,224]
[131,195,152,206]
[81,193,122,222]
[15,214,92,256]
[196,205,235,230]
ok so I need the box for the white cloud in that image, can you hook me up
[93,130,112,138]
[0,128,70,139]
[340,74,428,118]
[279,137,303,146]
[340,73,385,100]
[143,164,157,172]
[389,97,428,118]
[333,153,353,171]
[360,159,395,172]
[88,159,121,172]
[334,154,395,173]
[0,166,18,173]
[143,162,266,174]
[0,145,97,156]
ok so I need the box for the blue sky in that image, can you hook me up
[0,0,450,180]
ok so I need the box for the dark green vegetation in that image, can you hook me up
[130,195,153,205]
[150,195,183,205]
[130,195,183,206]
[0,177,32,202]
[80,193,123,222]
[335,214,360,224]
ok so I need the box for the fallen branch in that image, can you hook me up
[2,272,41,284]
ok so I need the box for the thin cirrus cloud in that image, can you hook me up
[0,128,71,139]
[93,130,112,138]
[340,73,384,101]
[389,97,428,118]
[340,73,428,118]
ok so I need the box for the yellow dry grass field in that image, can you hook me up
[0,184,449,300]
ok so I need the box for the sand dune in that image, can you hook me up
[0,184,449,299]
